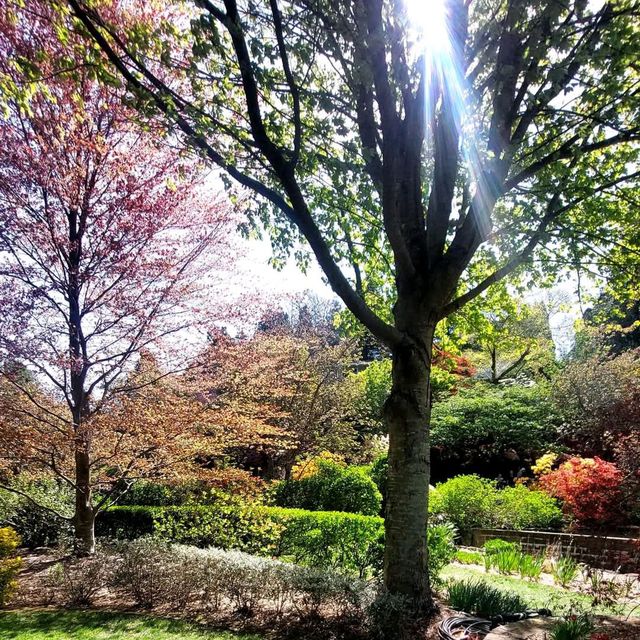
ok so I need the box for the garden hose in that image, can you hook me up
[437,609,552,639]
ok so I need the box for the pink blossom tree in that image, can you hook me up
[0,3,239,553]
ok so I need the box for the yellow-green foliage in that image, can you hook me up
[0,527,22,605]
[0,527,20,557]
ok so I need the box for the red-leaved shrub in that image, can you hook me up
[539,457,623,528]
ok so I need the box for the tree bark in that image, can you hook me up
[383,305,435,615]
[74,441,95,555]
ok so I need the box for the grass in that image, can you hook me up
[0,611,262,640]
[441,565,640,617]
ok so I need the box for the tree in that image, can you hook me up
[429,381,560,480]
[465,300,556,384]
[554,347,640,460]
[64,0,640,615]
[199,326,365,478]
[0,3,238,553]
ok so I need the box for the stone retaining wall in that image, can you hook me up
[470,528,640,572]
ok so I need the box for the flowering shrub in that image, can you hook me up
[532,451,558,477]
[539,457,624,527]
[291,452,345,480]
[0,527,22,605]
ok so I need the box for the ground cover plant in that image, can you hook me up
[446,579,529,617]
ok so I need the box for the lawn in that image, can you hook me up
[0,611,262,640]
[441,565,640,617]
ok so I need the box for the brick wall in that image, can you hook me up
[470,528,640,572]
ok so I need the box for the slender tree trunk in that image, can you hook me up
[68,207,94,555]
[383,304,435,615]
[74,441,95,555]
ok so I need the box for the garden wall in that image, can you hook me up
[471,528,640,572]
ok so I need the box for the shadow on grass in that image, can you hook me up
[0,610,261,639]
[0,609,369,640]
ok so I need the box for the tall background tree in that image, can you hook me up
[59,0,640,617]
[0,2,240,553]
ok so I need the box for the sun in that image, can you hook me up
[404,0,451,55]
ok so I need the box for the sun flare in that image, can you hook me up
[404,0,450,54]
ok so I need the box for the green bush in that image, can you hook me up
[429,475,497,534]
[446,579,529,617]
[272,460,382,515]
[455,549,483,565]
[426,523,456,587]
[97,504,384,578]
[430,383,559,464]
[483,538,519,556]
[97,504,454,584]
[493,485,563,530]
[0,478,73,548]
[368,455,388,508]
[430,476,564,534]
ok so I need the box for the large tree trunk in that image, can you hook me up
[383,309,435,615]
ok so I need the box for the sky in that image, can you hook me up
[241,235,584,357]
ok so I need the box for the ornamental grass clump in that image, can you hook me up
[446,579,528,617]
[551,556,581,588]
[518,553,544,581]
[549,613,595,640]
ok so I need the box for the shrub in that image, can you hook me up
[270,507,384,577]
[113,537,197,609]
[368,454,388,508]
[446,579,528,617]
[0,527,22,605]
[114,541,372,619]
[153,504,283,556]
[0,478,73,547]
[98,504,384,578]
[272,459,382,515]
[426,522,456,587]
[483,538,519,556]
[98,504,452,583]
[493,485,563,530]
[118,478,263,507]
[430,477,564,533]
[455,549,483,565]
[540,457,624,528]
[429,475,497,534]
[46,553,111,607]
[430,384,559,468]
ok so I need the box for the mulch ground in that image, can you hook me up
[11,551,640,640]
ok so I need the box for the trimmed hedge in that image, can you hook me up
[97,504,454,582]
[97,504,384,578]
